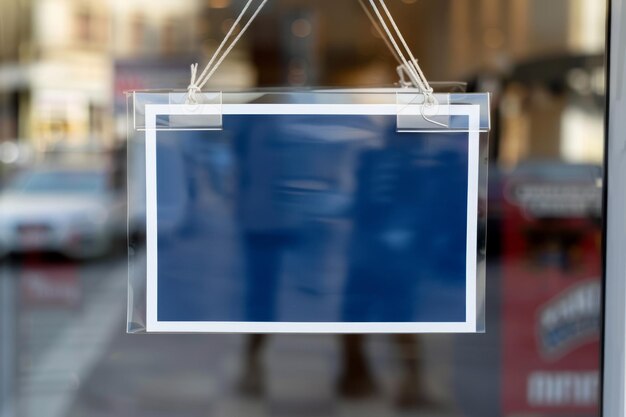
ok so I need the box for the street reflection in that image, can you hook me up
[0,0,609,416]
[8,253,128,417]
[1,159,602,417]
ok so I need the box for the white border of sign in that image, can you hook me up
[144,103,480,333]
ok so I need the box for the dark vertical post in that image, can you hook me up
[0,262,17,417]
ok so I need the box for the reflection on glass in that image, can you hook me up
[0,166,125,259]
[0,0,607,416]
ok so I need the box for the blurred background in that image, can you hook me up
[0,0,606,416]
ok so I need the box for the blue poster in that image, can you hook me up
[144,103,480,332]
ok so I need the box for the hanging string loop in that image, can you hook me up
[187,0,436,106]
[187,63,201,104]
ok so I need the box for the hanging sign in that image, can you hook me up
[137,97,488,333]
[126,0,491,334]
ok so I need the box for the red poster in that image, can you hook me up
[20,262,81,308]
[501,164,602,416]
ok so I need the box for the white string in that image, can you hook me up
[367,0,442,126]
[365,0,424,91]
[187,63,200,103]
[198,0,268,89]
[357,0,403,68]
[197,0,268,89]
[195,0,258,89]
[187,0,268,103]
[360,0,419,88]
[376,0,432,93]
[188,0,434,98]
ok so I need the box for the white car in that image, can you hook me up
[0,167,125,259]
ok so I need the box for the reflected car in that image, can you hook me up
[0,167,125,259]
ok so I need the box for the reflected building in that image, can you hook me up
[0,0,608,156]
[447,0,606,166]
[0,0,203,152]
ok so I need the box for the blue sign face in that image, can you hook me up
[144,104,481,332]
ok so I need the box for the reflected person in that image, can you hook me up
[233,114,364,395]
[339,133,439,407]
